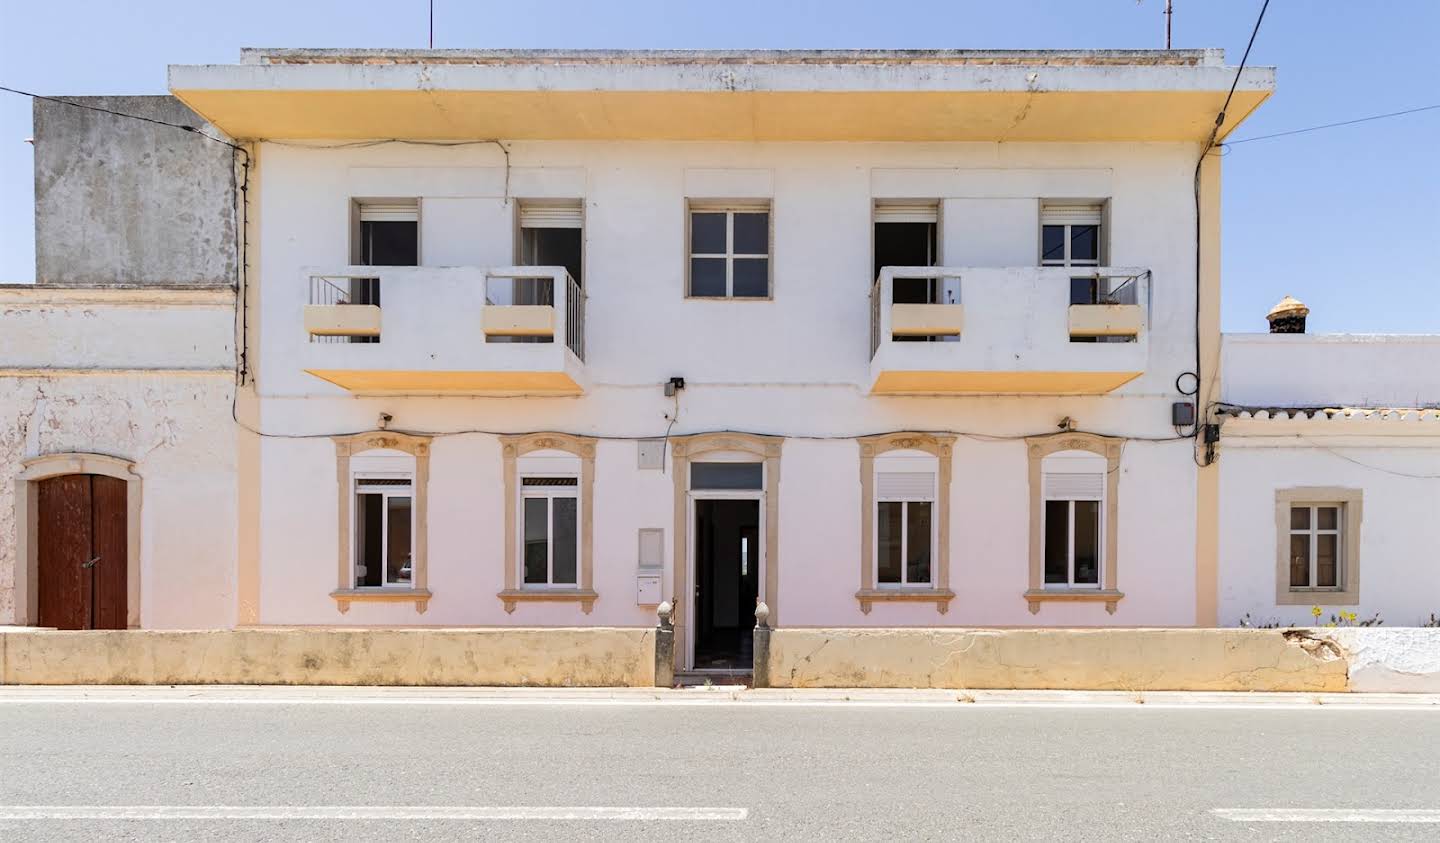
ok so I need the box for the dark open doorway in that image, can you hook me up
[693,499,760,670]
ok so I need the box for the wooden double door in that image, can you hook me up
[36,474,128,630]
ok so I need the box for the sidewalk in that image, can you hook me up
[1,684,1438,708]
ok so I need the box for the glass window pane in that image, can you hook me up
[386,496,412,585]
[732,212,769,255]
[878,501,902,584]
[732,258,769,297]
[906,501,932,585]
[1289,534,1310,587]
[690,462,763,490]
[1290,506,1310,530]
[1041,225,1065,262]
[360,220,418,267]
[1044,500,1068,585]
[552,497,578,586]
[356,493,383,588]
[1316,534,1338,588]
[1070,225,1099,262]
[690,258,726,297]
[690,212,726,254]
[1073,500,1101,585]
[1317,506,1338,530]
[523,497,549,584]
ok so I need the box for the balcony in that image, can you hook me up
[868,267,1150,395]
[299,266,587,395]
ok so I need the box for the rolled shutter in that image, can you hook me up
[877,471,936,500]
[1040,202,1103,226]
[358,201,418,223]
[1043,471,1104,500]
[519,201,583,229]
[875,201,939,224]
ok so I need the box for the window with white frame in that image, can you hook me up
[1288,503,1343,590]
[1041,201,1103,270]
[353,475,414,589]
[688,202,771,298]
[521,476,579,588]
[874,454,937,587]
[1041,450,1106,589]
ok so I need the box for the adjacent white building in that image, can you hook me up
[2,48,1435,674]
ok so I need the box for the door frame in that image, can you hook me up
[669,432,782,673]
[13,453,141,628]
[686,490,766,671]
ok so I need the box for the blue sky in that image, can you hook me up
[1,0,1436,332]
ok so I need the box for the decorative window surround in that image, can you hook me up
[670,432,782,668]
[331,431,432,614]
[12,453,143,628]
[1274,487,1362,606]
[500,433,598,614]
[1025,433,1123,614]
[856,433,956,614]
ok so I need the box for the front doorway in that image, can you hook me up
[36,474,128,630]
[692,499,760,670]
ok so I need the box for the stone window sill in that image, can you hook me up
[330,588,432,614]
[856,588,956,614]
[1277,589,1360,607]
[1024,589,1124,615]
[498,589,599,614]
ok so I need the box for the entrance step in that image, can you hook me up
[674,670,752,688]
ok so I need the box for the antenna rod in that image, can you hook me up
[1165,0,1173,49]
[429,0,435,49]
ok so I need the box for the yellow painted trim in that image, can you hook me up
[303,369,583,395]
[891,303,964,337]
[872,370,1141,395]
[856,432,957,613]
[330,588,432,614]
[482,305,555,338]
[1067,304,1142,337]
[1023,589,1124,614]
[497,589,599,614]
[304,304,381,337]
[1025,433,1122,614]
[498,433,598,611]
[1194,152,1222,626]
[332,432,432,613]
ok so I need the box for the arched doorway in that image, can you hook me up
[35,474,129,629]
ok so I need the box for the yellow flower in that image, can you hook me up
[1311,606,1323,618]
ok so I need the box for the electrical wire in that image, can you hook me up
[1190,0,1270,468]
[1222,103,1440,147]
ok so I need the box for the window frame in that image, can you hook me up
[330,432,432,615]
[352,474,416,589]
[519,475,581,590]
[1025,434,1123,615]
[499,434,598,614]
[1274,488,1363,606]
[855,435,956,614]
[1042,497,1104,590]
[685,201,773,300]
[1287,503,1343,592]
[1039,201,1106,269]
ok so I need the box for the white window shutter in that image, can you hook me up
[358,201,419,222]
[519,201,583,229]
[1043,471,1104,500]
[874,201,939,224]
[877,471,936,500]
[1040,202,1103,226]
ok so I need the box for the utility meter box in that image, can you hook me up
[636,528,664,605]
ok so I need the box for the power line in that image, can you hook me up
[1223,103,1440,146]
[0,84,242,153]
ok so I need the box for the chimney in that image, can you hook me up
[1266,295,1309,334]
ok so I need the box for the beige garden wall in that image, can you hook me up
[0,628,655,687]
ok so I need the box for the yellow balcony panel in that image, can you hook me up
[304,304,380,337]
[892,303,964,337]
[304,369,584,396]
[482,305,555,338]
[871,370,1141,396]
[1069,304,1143,338]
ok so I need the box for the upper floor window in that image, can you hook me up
[1041,450,1106,589]
[353,199,419,267]
[874,200,949,304]
[874,453,937,588]
[518,200,583,289]
[687,202,771,299]
[1041,202,1103,269]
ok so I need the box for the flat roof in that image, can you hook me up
[170,47,1274,142]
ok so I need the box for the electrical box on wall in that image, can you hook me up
[1171,401,1196,427]
[637,439,665,470]
[636,528,663,605]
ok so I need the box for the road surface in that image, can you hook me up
[0,688,1436,840]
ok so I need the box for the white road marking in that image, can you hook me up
[1215,809,1440,823]
[0,806,748,821]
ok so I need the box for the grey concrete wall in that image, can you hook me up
[33,96,237,286]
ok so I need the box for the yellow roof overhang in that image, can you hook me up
[169,54,1274,142]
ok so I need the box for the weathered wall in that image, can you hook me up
[0,287,237,628]
[766,627,1354,691]
[0,628,655,686]
[33,96,237,286]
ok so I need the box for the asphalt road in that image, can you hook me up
[0,692,1437,841]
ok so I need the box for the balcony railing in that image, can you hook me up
[297,265,587,395]
[869,266,1151,394]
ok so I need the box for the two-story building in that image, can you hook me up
[11,48,1430,676]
